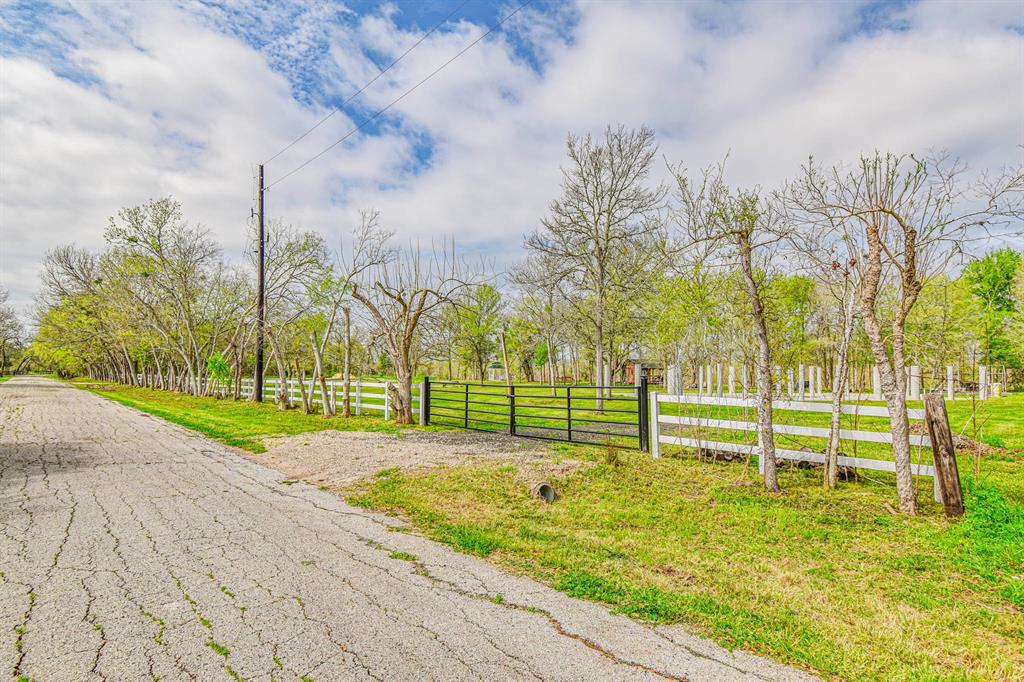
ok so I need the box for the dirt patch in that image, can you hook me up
[909,422,1009,458]
[249,429,580,490]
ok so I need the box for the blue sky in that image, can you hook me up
[1,0,1022,315]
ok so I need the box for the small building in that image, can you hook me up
[625,359,664,386]
[486,362,506,383]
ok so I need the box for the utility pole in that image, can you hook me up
[254,164,266,402]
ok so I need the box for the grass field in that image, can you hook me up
[350,392,1024,682]
[68,378,1024,680]
[69,378,433,452]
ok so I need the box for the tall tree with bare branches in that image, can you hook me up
[791,152,1023,513]
[673,163,783,493]
[346,210,483,424]
[526,125,666,407]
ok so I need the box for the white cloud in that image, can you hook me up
[1,0,1022,321]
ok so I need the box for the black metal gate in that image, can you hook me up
[423,377,650,451]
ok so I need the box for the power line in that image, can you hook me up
[265,0,532,191]
[263,0,470,165]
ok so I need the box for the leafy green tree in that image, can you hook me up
[963,248,1022,366]
[454,284,502,381]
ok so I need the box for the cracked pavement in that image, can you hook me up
[0,377,815,682]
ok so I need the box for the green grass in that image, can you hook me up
[69,378,441,452]
[0,375,11,383]
[349,393,1024,682]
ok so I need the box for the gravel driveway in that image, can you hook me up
[0,376,814,681]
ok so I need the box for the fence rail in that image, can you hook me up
[650,392,942,501]
[136,374,423,422]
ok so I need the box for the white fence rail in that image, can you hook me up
[650,392,941,501]
[135,374,424,422]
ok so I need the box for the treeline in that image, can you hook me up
[32,127,1024,513]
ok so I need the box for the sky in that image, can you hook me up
[1,0,1023,319]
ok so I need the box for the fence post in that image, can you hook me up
[946,365,955,401]
[355,379,362,415]
[420,377,429,426]
[464,383,469,428]
[330,381,337,414]
[638,376,649,452]
[384,383,391,421]
[509,385,517,436]
[924,394,964,516]
[650,391,660,458]
[566,386,573,443]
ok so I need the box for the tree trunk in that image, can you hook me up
[738,233,780,493]
[295,360,311,415]
[270,340,290,410]
[342,307,352,417]
[825,283,856,489]
[859,223,917,514]
[310,331,332,417]
[393,352,413,424]
[547,333,556,396]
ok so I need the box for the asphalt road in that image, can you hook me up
[0,376,814,682]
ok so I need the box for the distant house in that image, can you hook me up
[625,359,664,386]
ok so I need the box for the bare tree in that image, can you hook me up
[0,288,24,375]
[511,254,567,396]
[782,184,861,489]
[526,125,666,407]
[259,221,331,408]
[673,162,783,493]
[793,152,1023,513]
[345,210,483,424]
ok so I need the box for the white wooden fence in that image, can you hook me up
[649,393,942,501]
[136,374,424,422]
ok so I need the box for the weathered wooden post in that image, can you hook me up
[798,364,805,400]
[946,365,954,401]
[355,378,362,415]
[384,382,391,420]
[924,394,964,518]
[716,363,723,397]
[787,368,795,396]
[910,365,921,400]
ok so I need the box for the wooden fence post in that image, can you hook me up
[419,378,427,425]
[649,392,660,458]
[924,394,964,518]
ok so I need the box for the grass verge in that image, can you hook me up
[69,378,432,452]
[350,396,1024,681]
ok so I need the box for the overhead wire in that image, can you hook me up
[263,0,471,165]
[265,0,532,191]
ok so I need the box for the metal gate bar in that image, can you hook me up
[422,377,650,452]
